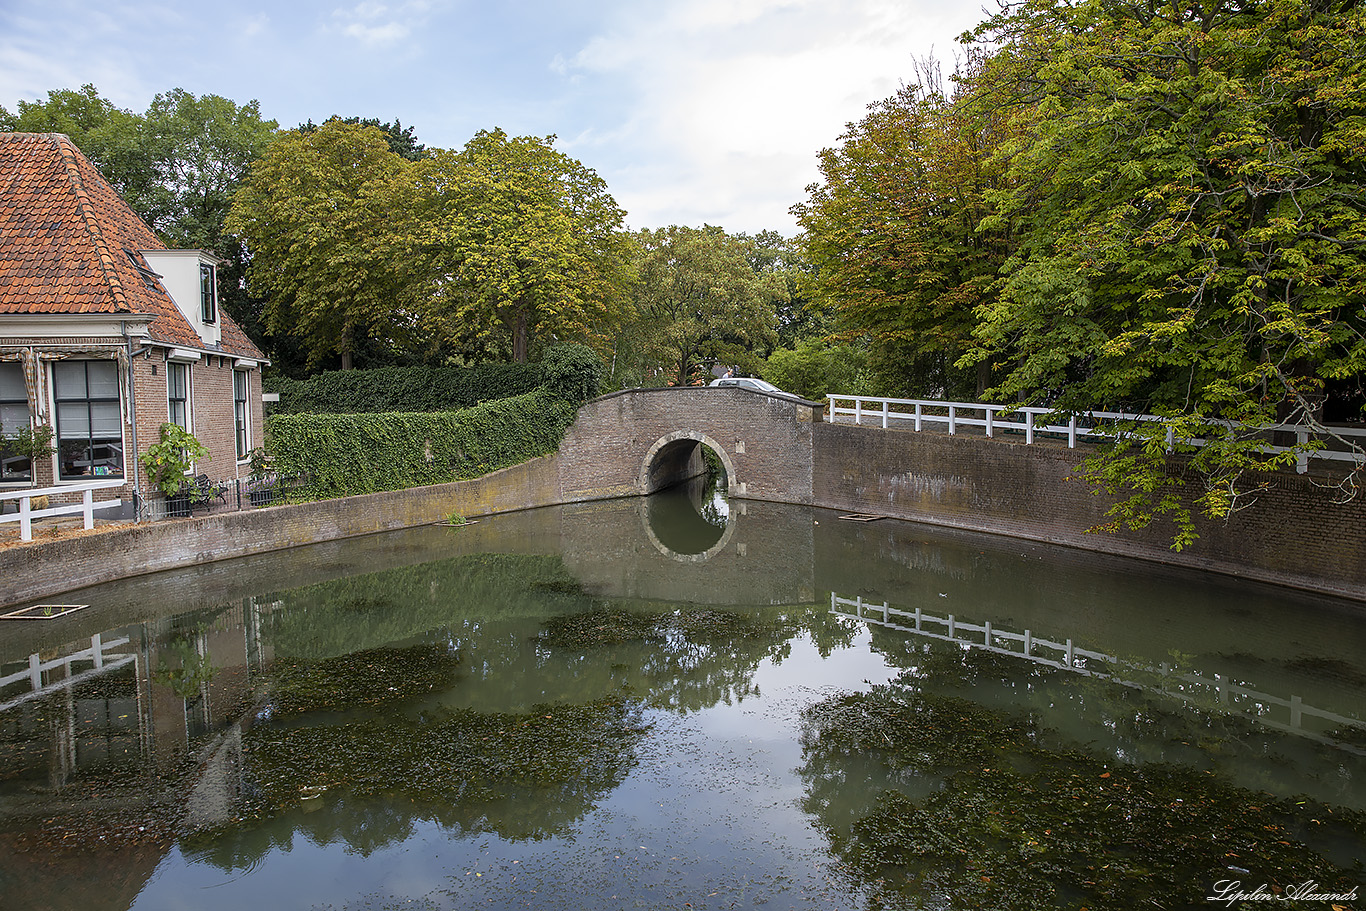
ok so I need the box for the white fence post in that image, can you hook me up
[882,400,889,429]
[914,402,923,432]
[985,408,994,438]
[19,495,31,542]
[854,398,863,426]
[1297,430,1309,474]
[1068,416,1078,448]
[948,406,957,435]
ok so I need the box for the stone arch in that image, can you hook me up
[638,430,738,496]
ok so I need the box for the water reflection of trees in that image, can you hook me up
[532,603,857,713]
[257,554,594,659]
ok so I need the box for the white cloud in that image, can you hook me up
[331,0,432,48]
[241,13,270,38]
[559,0,984,232]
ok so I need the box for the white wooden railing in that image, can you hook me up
[826,395,1366,474]
[0,479,124,542]
[832,593,1366,751]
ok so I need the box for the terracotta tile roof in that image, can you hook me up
[0,132,263,359]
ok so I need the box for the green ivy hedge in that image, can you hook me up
[267,386,579,501]
[264,363,545,415]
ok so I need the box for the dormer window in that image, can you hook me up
[200,262,217,324]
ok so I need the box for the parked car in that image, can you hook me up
[709,376,788,395]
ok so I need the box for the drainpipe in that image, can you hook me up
[122,322,141,520]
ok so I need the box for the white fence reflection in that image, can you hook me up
[0,633,137,713]
[832,592,1366,752]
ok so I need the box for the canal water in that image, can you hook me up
[2,478,1364,910]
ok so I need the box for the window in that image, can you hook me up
[53,360,124,480]
[1,362,33,482]
[167,362,190,430]
[234,370,250,459]
[200,262,217,324]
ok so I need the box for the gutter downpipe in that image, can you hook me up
[121,321,141,521]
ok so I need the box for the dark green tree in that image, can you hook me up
[960,0,1366,544]
[630,225,779,386]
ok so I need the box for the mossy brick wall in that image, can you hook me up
[811,421,1366,601]
[1,455,563,607]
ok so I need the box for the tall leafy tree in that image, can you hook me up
[300,117,426,161]
[794,64,1011,398]
[141,90,279,344]
[226,120,418,369]
[631,225,779,386]
[960,0,1366,543]
[4,85,157,218]
[412,129,632,363]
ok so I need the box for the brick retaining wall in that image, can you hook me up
[812,421,1366,601]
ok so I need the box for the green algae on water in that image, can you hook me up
[267,644,461,716]
[226,697,650,842]
[800,683,1366,911]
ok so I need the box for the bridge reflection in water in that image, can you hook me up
[832,591,1366,753]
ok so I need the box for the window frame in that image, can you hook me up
[199,262,217,324]
[52,359,125,481]
[167,361,190,431]
[234,370,251,460]
[0,362,33,483]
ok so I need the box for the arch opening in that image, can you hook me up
[640,433,736,559]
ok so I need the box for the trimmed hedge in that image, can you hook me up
[267,386,578,500]
[265,363,545,415]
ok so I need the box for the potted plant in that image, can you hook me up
[0,422,54,478]
[141,423,209,518]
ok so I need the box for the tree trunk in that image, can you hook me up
[512,308,529,363]
[340,325,354,370]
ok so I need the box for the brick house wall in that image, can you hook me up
[2,343,265,512]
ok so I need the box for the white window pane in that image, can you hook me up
[0,363,25,400]
[53,361,87,398]
[91,402,122,436]
[87,361,119,398]
[58,402,90,435]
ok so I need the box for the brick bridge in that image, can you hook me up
[5,386,1363,607]
[553,386,825,502]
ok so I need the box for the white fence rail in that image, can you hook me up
[831,593,1365,751]
[0,480,124,541]
[826,395,1366,475]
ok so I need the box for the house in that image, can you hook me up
[0,132,268,516]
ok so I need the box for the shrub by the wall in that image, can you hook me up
[267,387,578,500]
[264,363,545,415]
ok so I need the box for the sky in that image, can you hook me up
[0,0,988,234]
